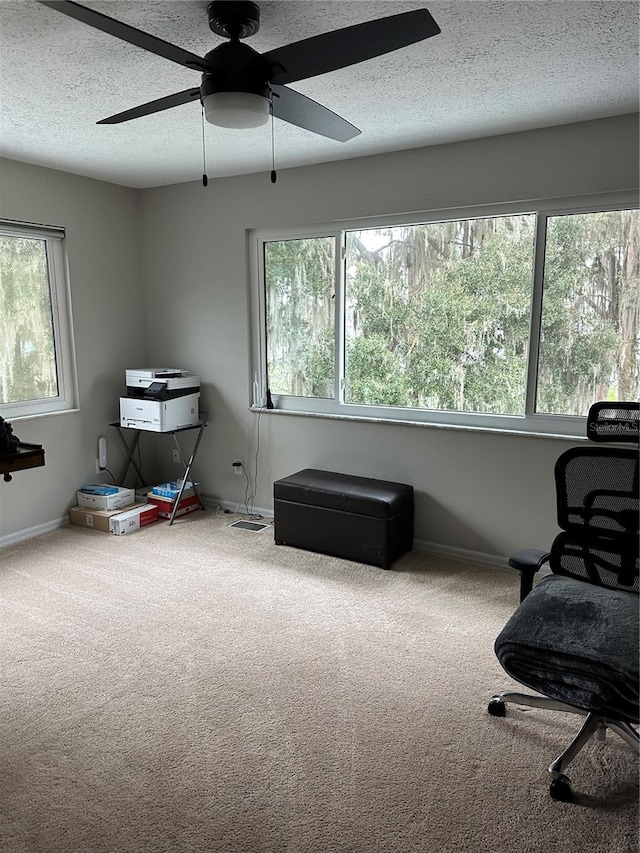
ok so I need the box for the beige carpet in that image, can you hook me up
[0,511,637,853]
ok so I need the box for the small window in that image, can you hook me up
[264,236,336,399]
[0,221,77,418]
[537,209,640,416]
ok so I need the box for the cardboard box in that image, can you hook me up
[77,486,135,511]
[70,505,128,532]
[148,493,200,519]
[109,503,160,535]
[150,484,197,502]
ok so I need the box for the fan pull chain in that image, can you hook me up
[201,104,208,187]
[270,104,277,184]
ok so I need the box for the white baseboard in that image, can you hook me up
[205,493,508,570]
[1,498,508,572]
[0,517,68,550]
[413,538,509,570]
[201,493,273,520]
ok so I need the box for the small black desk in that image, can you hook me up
[109,415,207,524]
[1,442,45,483]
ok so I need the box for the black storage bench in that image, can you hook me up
[273,469,414,569]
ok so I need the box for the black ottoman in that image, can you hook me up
[273,469,414,569]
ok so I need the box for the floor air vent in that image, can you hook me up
[229,520,269,532]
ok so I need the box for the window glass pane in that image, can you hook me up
[345,215,535,413]
[537,209,640,416]
[264,237,335,398]
[0,235,58,404]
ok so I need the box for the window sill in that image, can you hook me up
[10,407,81,422]
[249,405,587,441]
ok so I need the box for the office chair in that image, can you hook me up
[488,402,639,802]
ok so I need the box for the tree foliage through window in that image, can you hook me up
[262,206,639,422]
[0,235,58,405]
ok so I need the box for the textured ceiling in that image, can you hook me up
[0,1,638,188]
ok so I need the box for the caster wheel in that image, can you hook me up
[550,775,574,802]
[487,698,506,717]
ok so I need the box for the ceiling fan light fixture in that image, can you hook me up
[203,92,270,128]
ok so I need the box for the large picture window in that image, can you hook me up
[344,215,535,414]
[252,196,639,437]
[0,221,77,418]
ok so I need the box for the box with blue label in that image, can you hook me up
[77,485,136,511]
[151,481,197,500]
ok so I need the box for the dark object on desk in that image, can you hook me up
[489,401,639,802]
[0,414,45,482]
[273,468,413,569]
[0,415,20,455]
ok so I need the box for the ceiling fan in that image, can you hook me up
[37,1,441,142]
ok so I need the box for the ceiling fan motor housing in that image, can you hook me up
[201,39,270,128]
[201,41,270,98]
[207,1,261,39]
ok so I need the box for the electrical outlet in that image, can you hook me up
[233,458,243,476]
[172,449,181,464]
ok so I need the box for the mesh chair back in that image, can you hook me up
[555,447,639,538]
[552,399,639,591]
[551,531,639,593]
[587,402,640,444]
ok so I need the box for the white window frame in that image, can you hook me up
[0,220,78,419]
[249,190,639,439]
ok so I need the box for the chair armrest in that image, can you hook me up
[508,548,551,602]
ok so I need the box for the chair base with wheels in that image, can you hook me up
[488,693,640,801]
[489,571,639,801]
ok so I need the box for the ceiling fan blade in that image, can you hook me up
[271,85,360,142]
[37,1,209,72]
[97,88,201,125]
[262,9,440,86]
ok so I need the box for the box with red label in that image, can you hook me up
[109,503,159,535]
[148,493,200,519]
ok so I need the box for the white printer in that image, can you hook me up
[120,368,201,432]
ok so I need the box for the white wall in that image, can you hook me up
[0,159,146,543]
[1,115,637,558]
[139,114,639,561]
